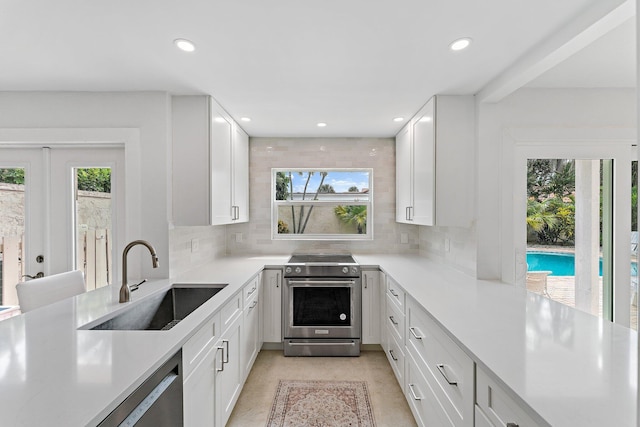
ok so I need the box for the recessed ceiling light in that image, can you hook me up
[317,122,327,127]
[174,38,196,52]
[240,117,251,122]
[449,37,472,51]
[393,117,404,122]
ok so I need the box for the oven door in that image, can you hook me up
[283,278,361,356]
[283,278,361,339]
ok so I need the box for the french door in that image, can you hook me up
[0,145,124,306]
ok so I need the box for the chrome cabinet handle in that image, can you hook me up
[409,327,423,340]
[247,286,256,296]
[506,424,519,427]
[389,349,398,361]
[389,289,398,297]
[389,316,398,325]
[436,364,458,386]
[408,383,422,401]
[249,300,258,310]
[216,346,225,372]
[223,339,230,364]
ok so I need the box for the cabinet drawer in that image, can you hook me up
[243,275,260,305]
[182,312,221,380]
[475,405,495,427]
[406,299,473,427]
[220,292,242,332]
[476,367,543,427]
[386,277,405,311]
[386,294,404,344]
[405,351,455,427]
[385,324,405,386]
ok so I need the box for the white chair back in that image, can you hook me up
[16,270,86,313]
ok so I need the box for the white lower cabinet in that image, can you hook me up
[262,268,282,343]
[361,269,381,344]
[476,366,544,427]
[183,313,220,426]
[215,314,243,427]
[242,275,261,380]
[406,351,455,427]
[184,346,216,426]
[406,297,474,427]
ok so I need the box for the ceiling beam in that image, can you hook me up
[478,0,634,103]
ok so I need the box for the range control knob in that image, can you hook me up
[342,267,349,274]
[285,267,292,274]
[351,267,358,274]
[295,267,302,274]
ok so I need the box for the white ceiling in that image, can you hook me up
[0,0,634,137]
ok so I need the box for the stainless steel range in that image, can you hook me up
[283,254,361,357]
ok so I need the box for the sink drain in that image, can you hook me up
[161,320,181,331]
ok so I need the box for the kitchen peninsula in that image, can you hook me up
[0,254,636,426]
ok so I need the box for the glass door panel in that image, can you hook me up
[526,158,613,320]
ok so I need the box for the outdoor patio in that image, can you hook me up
[527,275,638,330]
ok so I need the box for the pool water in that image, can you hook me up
[527,251,637,277]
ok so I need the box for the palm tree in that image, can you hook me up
[526,199,557,233]
[334,205,367,234]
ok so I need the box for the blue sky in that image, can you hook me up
[289,171,369,193]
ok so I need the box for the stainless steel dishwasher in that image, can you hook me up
[98,350,183,427]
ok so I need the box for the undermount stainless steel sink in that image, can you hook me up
[87,283,227,331]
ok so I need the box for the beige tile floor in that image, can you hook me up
[227,349,418,427]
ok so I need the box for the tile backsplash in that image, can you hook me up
[227,137,420,256]
[170,137,476,276]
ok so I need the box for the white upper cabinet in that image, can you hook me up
[172,95,249,226]
[396,95,474,227]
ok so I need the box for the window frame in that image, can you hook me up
[271,168,374,241]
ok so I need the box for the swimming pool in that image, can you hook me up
[527,251,637,276]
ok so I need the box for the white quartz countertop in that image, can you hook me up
[0,255,288,427]
[354,254,638,427]
[0,253,636,426]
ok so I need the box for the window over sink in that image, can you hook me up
[271,169,373,240]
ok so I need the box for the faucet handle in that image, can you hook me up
[129,279,147,292]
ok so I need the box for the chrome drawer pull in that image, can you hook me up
[389,349,398,361]
[389,289,399,297]
[436,364,458,386]
[409,327,423,340]
[247,286,256,296]
[223,339,230,364]
[249,300,258,310]
[408,383,422,401]
[215,346,224,372]
[506,424,519,427]
[389,316,398,325]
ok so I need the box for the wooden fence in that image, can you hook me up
[0,230,112,306]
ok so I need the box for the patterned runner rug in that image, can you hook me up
[266,380,376,427]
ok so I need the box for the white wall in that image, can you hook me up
[0,91,171,280]
[477,87,637,281]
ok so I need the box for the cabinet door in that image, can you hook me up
[362,270,381,344]
[215,316,243,427]
[242,286,260,379]
[411,98,436,226]
[262,269,282,343]
[210,103,233,225]
[184,346,216,427]
[232,126,249,223]
[395,123,413,223]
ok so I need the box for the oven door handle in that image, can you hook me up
[287,280,356,285]
[287,341,356,346]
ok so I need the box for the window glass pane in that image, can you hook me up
[526,159,612,320]
[75,167,112,290]
[273,169,372,239]
[0,168,25,306]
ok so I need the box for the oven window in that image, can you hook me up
[293,287,351,327]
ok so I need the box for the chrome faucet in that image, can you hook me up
[119,240,159,303]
